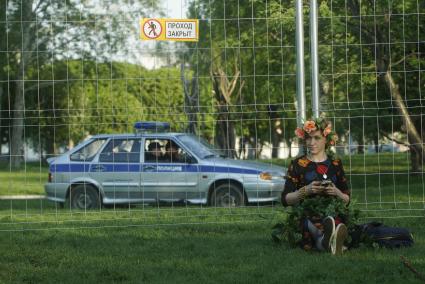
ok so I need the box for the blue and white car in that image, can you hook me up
[45,122,286,209]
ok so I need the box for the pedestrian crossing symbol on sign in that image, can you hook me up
[140,18,199,42]
[142,19,162,39]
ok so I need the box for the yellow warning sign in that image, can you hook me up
[140,18,199,42]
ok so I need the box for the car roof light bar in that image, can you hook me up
[134,121,170,134]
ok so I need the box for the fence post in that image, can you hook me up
[295,0,306,125]
[310,0,320,118]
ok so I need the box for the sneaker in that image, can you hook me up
[321,216,335,251]
[331,223,348,255]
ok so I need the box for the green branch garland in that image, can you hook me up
[272,196,361,247]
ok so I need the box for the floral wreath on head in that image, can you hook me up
[294,117,338,147]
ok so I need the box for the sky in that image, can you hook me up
[164,0,190,18]
[137,0,190,69]
[69,0,191,69]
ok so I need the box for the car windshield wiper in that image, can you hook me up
[202,154,217,159]
[203,154,227,159]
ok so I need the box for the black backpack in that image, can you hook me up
[350,222,414,249]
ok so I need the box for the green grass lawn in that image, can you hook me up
[0,162,47,196]
[0,153,425,283]
[0,204,424,283]
[0,153,424,217]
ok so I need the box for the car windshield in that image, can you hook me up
[70,138,107,161]
[177,134,226,159]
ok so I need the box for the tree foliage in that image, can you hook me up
[0,0,160,167]
[184,0,299,157]
[183,0,424,162]
[0,0,424,167]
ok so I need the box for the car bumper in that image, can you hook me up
[244,180,284,203]
[45,183,69,203]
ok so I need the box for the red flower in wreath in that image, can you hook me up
[323,126,332,137]
[316,164,328,175]
[295,127,305,139]
[303,120,317,133]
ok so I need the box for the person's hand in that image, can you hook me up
[305,181,326,196]
[323,182,340,196]
[323,183,350,203]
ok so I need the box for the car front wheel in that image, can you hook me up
[70,185,101,210]
[210,183,245,207]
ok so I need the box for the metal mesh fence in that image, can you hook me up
[0,0,424,231]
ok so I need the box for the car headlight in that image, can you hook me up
[259,172,272,180]
[259,172,285,180]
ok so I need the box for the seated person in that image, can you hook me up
[282,117,350,255]
[164,140,183,163]
[145,141,166,162]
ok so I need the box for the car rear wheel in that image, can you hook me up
[70,185,101,210]
[210,183,245,207]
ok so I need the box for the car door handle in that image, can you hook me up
[91,165,106,172]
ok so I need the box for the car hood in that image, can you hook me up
[46,156,58,164]
[202,158,286,175]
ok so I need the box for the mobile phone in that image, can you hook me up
[321,180,332,187]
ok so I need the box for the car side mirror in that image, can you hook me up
[189,156,198,164]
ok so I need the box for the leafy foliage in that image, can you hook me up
[1,0,424,165]
[22,61,184,159]
[272,196,360,247]
[184,0,425,157]
[0,0,161,167]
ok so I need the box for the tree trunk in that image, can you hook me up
[271,127,280,158]
[374,135,379,153]
[211,68,243,159]
[181,64,199,134]
[215,115,236,158]
[0,84,2,149]
[45,138,55,162]
[10,0,34,169]
[357,134,364,154]
[347,0,424,172]
[284,137,292,159]
[255,140,263,158]
[384,71,425,171]
[186,77,199,134]
[409,144,421,174]
[11,79,25,169]
[40,138,44,163]
[268,105,282,159]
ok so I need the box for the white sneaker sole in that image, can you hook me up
[331,224,348,255]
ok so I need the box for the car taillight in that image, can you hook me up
[48,172,52,182]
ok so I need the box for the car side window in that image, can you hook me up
[99,139,141,163]
[144,139,196,164]
[144,139,166,163]
[70,139,107,162]
[163,139,190,163]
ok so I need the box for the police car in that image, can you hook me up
[45,122,286,209]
